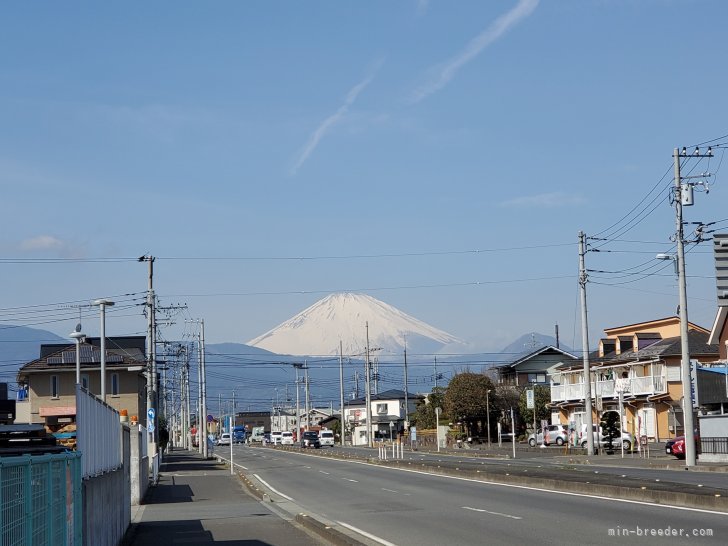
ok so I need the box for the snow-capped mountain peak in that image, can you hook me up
[247,292,462,356]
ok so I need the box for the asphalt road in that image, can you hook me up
[225,445,728,546]
[334,446,728,491]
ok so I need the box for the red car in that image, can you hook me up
[665,435,700,459]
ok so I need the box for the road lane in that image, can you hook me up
[230,447,728,546]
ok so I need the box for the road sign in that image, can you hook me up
[526,389,534,409]
[147,408,155,422]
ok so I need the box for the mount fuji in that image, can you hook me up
[247,293,464,356]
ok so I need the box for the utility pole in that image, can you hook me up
[354,370,359,399]
[140,255,157,458]
[365,322,373,448]
[304,362,310,432]
[200,319,208,459]
[673,146,713,467]
[196,329,203,454]
[434,356,439,389]
[339,341,345,446]
[294,364,301,439]
[578,231,595,456]
[403,345,409,432]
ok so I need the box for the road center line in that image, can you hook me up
[342,478,359,482]
[319,470,330,475]
[253,474,294,502]
[463,506,522,519]
[337,521,398,546]
[381,488,399,494]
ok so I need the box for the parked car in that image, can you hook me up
[528,424,568,447]
[217,432,231,446]
[300,431,321,449]
[579,424,632,450]
[319,430,335,447]
[270,431,283,445]
[666,434,700,459]
[280,431,294,445]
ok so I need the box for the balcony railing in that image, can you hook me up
[551,375,667,402]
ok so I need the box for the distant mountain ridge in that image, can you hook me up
[498,332,575,362]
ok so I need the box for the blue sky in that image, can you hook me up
[2,0,728,355]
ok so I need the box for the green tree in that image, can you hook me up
[517,384,551,431]
[443,372,494,437]
[411,387,446,429]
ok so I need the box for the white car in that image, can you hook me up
[270,431,283,445]
[280,431,294,445]
[217,432,231,446]
[579,424,632,450]
[319,430,335,447]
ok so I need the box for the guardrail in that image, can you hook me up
[75,384,122,478]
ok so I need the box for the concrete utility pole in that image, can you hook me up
[140,255,157,455]
[294,364,302,438]
[673,146,711,468]
[304,362,310,432]
[196,329,203,454]
[578,231,595,456]
[403,345,409,432]
[365,322,373,448]
[339,341,345,446]
[200,319,208,459]
[434,356,439,390]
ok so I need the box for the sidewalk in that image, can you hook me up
[123,448,324,546]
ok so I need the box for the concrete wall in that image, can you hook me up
[82,426,131,546]
[129,424,149,505]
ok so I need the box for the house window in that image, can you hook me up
[50,375,59,398]
[81,374,89,390]
[527,373,547,384]
[376,403,387,414]
[111,373,120,396]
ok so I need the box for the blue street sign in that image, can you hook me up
[148,408,155,422]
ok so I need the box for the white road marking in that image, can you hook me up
[337,521,398,546]
[463,506,522,519]
[381,488,398,493]
[342,478,359,482]
[319,471,330,475]
[253,474,294,502]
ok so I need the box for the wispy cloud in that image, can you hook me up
[16,235,87,258]
[20,235,65,251]
[291,62,383,175]
[499,192,586,209]
[411,0,539,103]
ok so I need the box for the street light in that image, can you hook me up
[92,299,115,402]
[70,327,85,385]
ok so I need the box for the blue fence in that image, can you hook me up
[0,452,82,546]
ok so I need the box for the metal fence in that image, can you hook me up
[75,384,121,479]
[0,452,83,546]
[701,437,728,454]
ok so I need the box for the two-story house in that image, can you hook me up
[495,345,580,387]
[344,389,422,446]
[16,336,147,426]
[550,317,718,442]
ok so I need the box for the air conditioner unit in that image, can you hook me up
[668,425,674,432]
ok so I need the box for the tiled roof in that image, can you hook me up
[18,342,145,375]
[605,330,718,364]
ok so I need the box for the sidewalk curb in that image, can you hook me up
[295,514,364,546]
